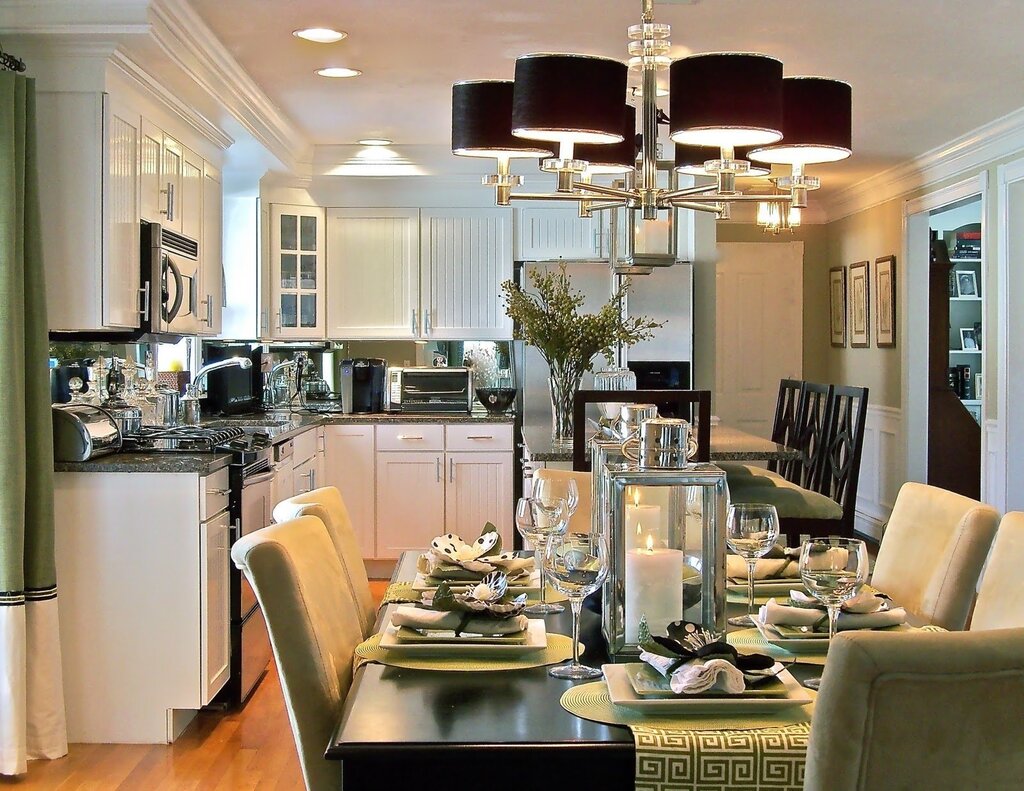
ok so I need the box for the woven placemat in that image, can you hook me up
[355,631,576,671]
[559,681,814,731]
[526,585,569,605]
[728,628,828,666]
[379,582,421,607]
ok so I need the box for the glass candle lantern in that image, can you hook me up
[599,461,727,659]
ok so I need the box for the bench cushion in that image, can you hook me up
[729,476,844,520]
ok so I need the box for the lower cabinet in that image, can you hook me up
[293,455,318,495]
[376,451,447,557]
[321,424,376,557]
[445,452,514,539]
[200,508,231,705]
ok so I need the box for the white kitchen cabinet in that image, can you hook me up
[293,455,318,496]
[269,204,326,339]
[325,208,420,338]
[36,92,141,331]
[321,424,376,557]
[421,208,513,340]
[181,147,204,244]
[445,451,514,540]
[514,206,606,261]
[376,450,446,557]
[200,508,231,705]
[200,162,223,335]
[141,120,185,235]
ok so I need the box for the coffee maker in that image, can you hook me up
[339,358,386,413]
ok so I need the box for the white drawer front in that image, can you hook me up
[445,423,513,452]
[292,428,318,466]
[376,423,445,452]
[201,466,230,521]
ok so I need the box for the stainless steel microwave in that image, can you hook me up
[142,221,203,335]
[387,367,474,413]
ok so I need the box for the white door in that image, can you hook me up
[200,162,222,335]
[445,452,513,547]
[376,451,445,558]
[139,119,163,225]
[103,99,141,329]
[714,242,803,438]
[514,206,604,260]
[180,147,203,243]
[270,205,326,339]
[321,425,375,557]
[293,456,317,497]
[160,133,183,235]
[421,208,513,339]
[200,509,231,704]
[326,208,420,338]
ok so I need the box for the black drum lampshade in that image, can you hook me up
[669,53,784,148]
[748,77,852,165]
[574,104,638,173]
[673,143,771,177]
[452,80,552,158]
[511,54,628,146]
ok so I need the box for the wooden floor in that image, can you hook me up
[1,581,391,790]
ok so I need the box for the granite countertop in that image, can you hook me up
[54,452,233,475]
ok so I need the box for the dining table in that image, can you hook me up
[327,551,822,791]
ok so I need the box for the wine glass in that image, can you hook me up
[725,503,781,628]
[799,536,870,690]
[515,497,569,614]
[534,477,580,517]
[543,531,609,679]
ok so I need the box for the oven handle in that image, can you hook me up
[242,469,277,487]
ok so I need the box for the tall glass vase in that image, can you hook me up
[548,360,584,449]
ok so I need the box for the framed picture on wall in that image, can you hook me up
[875,255,896,347]
[829,266,847,347]
[960,327,979,350]
[955,270,978,297]
[849,260,870,348]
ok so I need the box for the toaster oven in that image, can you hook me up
[387,367,474,413]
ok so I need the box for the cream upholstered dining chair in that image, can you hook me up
[804,628,1024,791]
[970,511,1024,631]
[232,515,364,791]
[870,481,998,630]
[533,468,592,533]
[274,486,376,637]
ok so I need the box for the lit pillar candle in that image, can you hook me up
[625,489,663,551]
[624,532,685,643]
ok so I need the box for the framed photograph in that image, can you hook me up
[875,255,896,347]
[960,327,979,351]
[829,266,847,347]
[849,260,870,348]
[955,270,978,298]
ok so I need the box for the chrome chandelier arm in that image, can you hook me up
[669,201,725,214]
[572,181,637,201]
[659,184,721,201]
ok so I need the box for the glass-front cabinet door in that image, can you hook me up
[269,204,325,339]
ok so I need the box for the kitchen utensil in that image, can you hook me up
[103,399,143,435]
[51,404,122,462]
[147,387,181,427]
[621,417,698,468]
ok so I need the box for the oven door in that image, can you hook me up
[399,368,473,412]
[239,469,274,618]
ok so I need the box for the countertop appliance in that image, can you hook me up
[51,404,122,461]
[340,358,386,414]
[387,366,474,413]
[627,360,692,418]
[203,345,264,415]
[142,221,202,336]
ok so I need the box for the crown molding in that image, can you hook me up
[146,0,310,172]
[823,105,1024,222]
[109,49,233,150]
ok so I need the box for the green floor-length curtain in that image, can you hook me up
[0,70,67,776]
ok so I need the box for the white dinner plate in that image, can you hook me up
[603,662,812,712]
[378,616,548,655]
[751,615,832,653]
[726,579,801,597]
[411,569,540,592]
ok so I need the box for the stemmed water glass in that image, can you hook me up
[543,531,609,679]
[799,536,870,690]
[725,503,781,628]
[515,496,569,614]
[533,477,580,520]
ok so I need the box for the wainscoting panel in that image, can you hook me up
[855,406,905,541]
[984,419,1004,512]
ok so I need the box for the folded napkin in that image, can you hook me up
[391,605,528,636]
[759,594,906,631]
[727,545,800,581]
[417,552,534,581]
[640,651,746,695]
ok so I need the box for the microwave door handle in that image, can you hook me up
[243,470,277,487]
[188,272,199,318]
[162,255,184,322]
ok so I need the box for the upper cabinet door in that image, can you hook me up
[139,119,163,226]
[326,208,420,339]
[200,162,222,335]
[421,208,513,340]
[160,135,183,235]
[514,206,604,261]
[102,99,141,330]
[180,147,203,243]
[269,204,326,339]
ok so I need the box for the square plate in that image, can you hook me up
[726,579,801,597]
[603,663,812,712]
[752,615,831,653]
[393,626,529,645]
[625,662,790,698]
[379,617,548,655]
[412,569,540,592]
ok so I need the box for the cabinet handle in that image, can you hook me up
[139,281,151,322]
[276,311,282,333]
[411,309,418,336]
[435,457,441,483]
[207,487,230,496]
[205,294,213,326]
[397,434,424,440]
[260,309,268,333]
[449,457,455,483]
[160,181,175,221]
[229,518,241,541]
[465,435,493,440]
[425,308,432,335]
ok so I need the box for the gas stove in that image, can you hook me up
[122,425,272,460]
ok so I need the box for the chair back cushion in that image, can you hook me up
[972,512,1024,631]
[533,468,592,534]
[274,486,376,636]
[231,516,363,791]
[873,482,998,629]
[806,628,1024,791]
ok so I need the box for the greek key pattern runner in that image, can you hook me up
[632,723,811,791]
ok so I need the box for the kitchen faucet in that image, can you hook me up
[181,357,253,425]
[265,352,309,408]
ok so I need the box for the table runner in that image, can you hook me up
[559,682,812,791]
[354,631,575,671]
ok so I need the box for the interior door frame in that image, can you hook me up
[902,173,989,492]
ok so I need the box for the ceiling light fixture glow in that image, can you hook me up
[315,67,362,78]
[357,138,393,146]
[293,28,347,43]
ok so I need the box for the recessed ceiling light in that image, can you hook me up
[315,67,362,78]
[358,138,393,146]
[293,28,347,44]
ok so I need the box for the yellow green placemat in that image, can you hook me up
[727,628,828,666]
[559,681,814,732]
[379,582,421,607]
[526,585,568,605]
[355,631,575,671]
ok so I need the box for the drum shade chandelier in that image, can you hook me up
[451,0,852,222]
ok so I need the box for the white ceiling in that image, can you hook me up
[188,0,1024,195]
